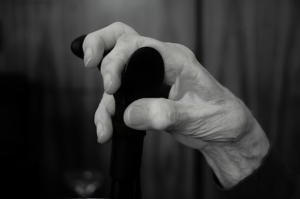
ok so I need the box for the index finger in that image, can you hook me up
[82,22,138,68]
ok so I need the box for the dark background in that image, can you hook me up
[0,0,299,198]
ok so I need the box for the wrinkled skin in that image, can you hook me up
[82,22,269,188]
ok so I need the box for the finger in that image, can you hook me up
[84,22,200,96]
[100,34,145,94]
[99,34,164,94]
[82,22,138,68]
[123,98,188,132]
[94,93,115,144]
[100,36,199,95]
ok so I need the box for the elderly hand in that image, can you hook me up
[82,22,270,188]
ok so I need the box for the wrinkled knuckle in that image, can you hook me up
[84,33,93,43]
[112,21,137,34]
[118,33,137,44]
[175,43,196,61]
[112,21,126,28]
[138,36,160,47]
[101,54,126,72]
[83,33,93,49]
[85,33,97,44]
[174,43,190,52]
[148,99,175,130]
[188,52,198,66]
[101,55,113,67]
[184,47,196,61]
[175,43,188,50]
[84,33,101,49]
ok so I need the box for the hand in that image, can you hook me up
[82,22,270,188]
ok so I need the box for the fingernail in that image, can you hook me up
[104,73,112,93]
[128,106,145,126]
[97,123,104,143]
[84,47,93,67]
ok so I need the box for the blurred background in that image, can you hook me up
[0,0,299,198]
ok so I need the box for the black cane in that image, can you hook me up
[71,35,165,199]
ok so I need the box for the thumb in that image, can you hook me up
[124,98,182,131]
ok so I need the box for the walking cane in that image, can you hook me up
[71,35,165,199]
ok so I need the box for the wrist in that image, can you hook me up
[200,117,270,188]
